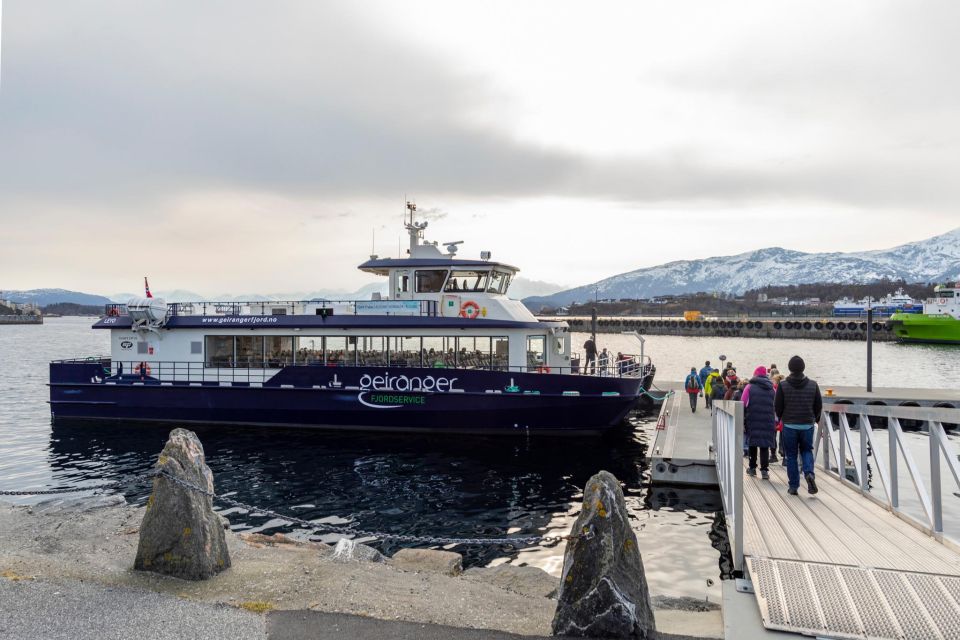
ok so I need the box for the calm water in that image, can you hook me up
[574,332,960,386]
[0,318,724,575]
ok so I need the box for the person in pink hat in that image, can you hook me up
[741,365,777,479]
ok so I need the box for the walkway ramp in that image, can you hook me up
[714,401,960,639]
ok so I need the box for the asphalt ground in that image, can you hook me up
[1,577,701,640]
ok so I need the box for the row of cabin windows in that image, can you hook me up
[203,335,526,369]
[398,269,512,295]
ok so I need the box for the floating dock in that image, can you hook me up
[649,387,717,486]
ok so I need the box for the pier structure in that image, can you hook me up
[0,314,42,325]
[653,393,960,638]
[557,315,896,341]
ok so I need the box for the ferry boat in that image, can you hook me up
[889,283,960,345]
[49,205,655,435]
[832,288,923,317]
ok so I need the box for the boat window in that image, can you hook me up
[358,336,387,366]
[236,336,265,368]
[486,271,507,294]
[205,336,234,367]
[500,274,512,295]
[422,336,455,368]
[415,270,448,293]
[457,337,490,369]
[526,335,546,369]
[266,336,293,367]
[492,336,509,369]
[388,336,421,367]
[445,270,488,293]
[296,336,323,364]
[326,336,348,366]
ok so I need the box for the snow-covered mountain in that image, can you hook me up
[1,289,112,307]
[525,227,960,308]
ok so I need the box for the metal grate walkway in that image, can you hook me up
[743,464,960,639]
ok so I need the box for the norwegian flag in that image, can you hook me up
[144,277,153,299]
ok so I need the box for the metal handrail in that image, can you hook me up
[104,299,440,318]
[712,399,744,572]
[817,403,960,541]
[53,357,654,383]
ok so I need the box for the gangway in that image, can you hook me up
[714,400,960,639]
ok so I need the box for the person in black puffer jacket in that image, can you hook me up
[775,356,823,496]
[742,366,776,479]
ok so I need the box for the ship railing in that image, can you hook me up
[104,299,440,318]
[712,400,745,572]
[817,403,960,543]
[53,357,651,382]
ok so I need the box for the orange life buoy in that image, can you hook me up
[939,298,947,305]
[108,307,119,317]
[459,301,481,319]
[137,362,151,376]
[536,366,551,374]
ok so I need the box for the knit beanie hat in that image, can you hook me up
[788,356,805,374]
[754,365,767,378]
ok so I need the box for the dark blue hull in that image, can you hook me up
[50,362,653,435]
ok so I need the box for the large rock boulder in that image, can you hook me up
[390,548,463,576]
[552,470,655,638]
[134,428,231,580]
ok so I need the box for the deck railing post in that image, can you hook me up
[839,414,847,482]
[930,420,943,534]
[889,418,899,510]
[859,413,869,493]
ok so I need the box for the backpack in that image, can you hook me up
[685,373,700,392]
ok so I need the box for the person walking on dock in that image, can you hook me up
[699,361,712,388]
[709,371,727,413]
[684,367,703,413]
[704,368,721,409]
[775,356,823,495]
[742,366,777,480]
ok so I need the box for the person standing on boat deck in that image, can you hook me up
[598,347,610,374]
[742,366,777,479]
[684,367,702,413]
[582,338,597,374]
[775,356,823,495]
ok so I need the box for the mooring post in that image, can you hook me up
[866,306,873,393]
[591,307,598,345]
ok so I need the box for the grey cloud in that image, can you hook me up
[0,0,958,216]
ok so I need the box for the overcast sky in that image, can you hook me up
[1,1,958,296]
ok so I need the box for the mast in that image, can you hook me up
[404,201,428,254]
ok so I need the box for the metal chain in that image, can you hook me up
[1,470,574,547]
[0,473,155,496]
[157,471,570,547]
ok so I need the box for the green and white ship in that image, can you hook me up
[889,282,960,345]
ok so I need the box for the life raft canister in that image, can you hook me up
[459,301,481,319]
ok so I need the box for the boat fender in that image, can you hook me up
[459,301,481,319]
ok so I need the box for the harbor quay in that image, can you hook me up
[1,427,717,640]
[554,316,897,342]
[0,314,43,325]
